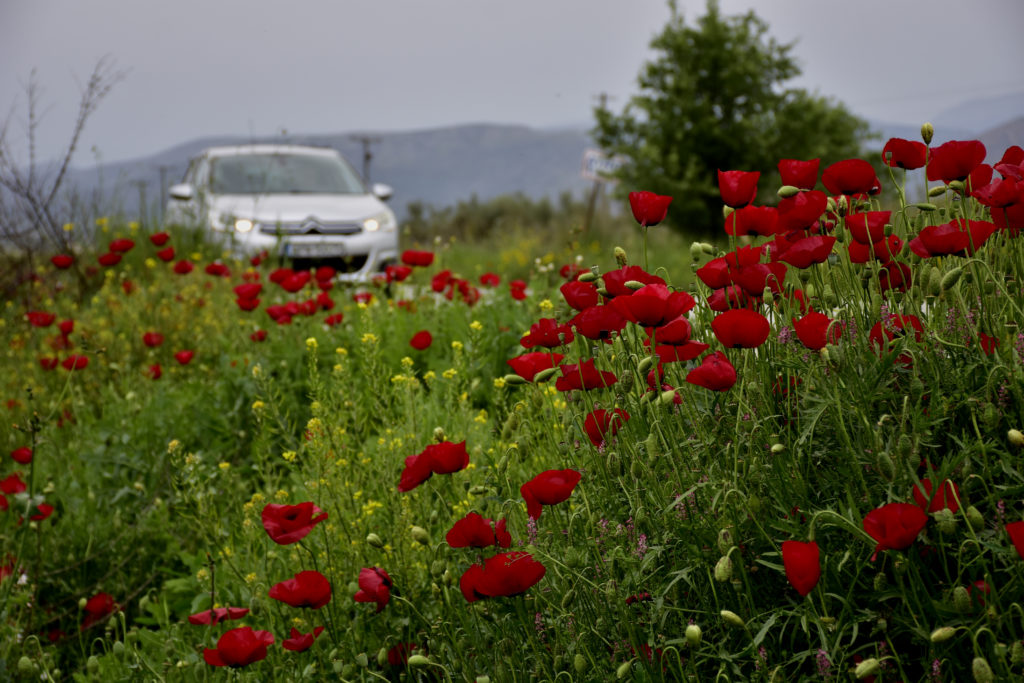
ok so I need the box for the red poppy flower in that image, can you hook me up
[460,551,546,603]
[778,234,835,269]
[778,158,820,190]
[973,177,1021,208]
[29,502,54,522]
[654,340,709,364]
[520,318,573,349]
[142,331,164,348]
[109,238,135,253]
[822,158,880,196]
[409,330,432,350]
[724,205,778,237]
[868,314,924,354]
[149,232,170,246]
[712,309,771,349]
[628,191,673,226]
[927,140,986,183]
[651,315,692,344]
[98,252,122,267]
[187,607,250,626]
[908,219,996,258]
[11,447,32,464]
[146,364,162,380]
[583,408,629,447]
[446,512,512,548]
[847,235,903,264]
[777,190,828,232]
[386,643,421,667]
[781,540,820,597]
[81,592,118,630]
[155,246,175,262]
[602,266,665,298]
[203,627,275,668]
[398,441,470,492]
[385,264,413,283]
[792,312,841,350]
[1007,521,1024,560]
[560,280,599,311]
[729,261,787,296]
[269,570,332,609]
[1,472,26,494]
[685,351,736,391]
[978,332,999,355]
[170,350,193,365]
[610,284,696,327]
[58,319,74,336]
[400,249,434,267]
[61,355,89,371]
[845,211,891,245]
[554,359,617,392]
[878,261,913,294]
[282,626,325,652]
[354,567,392,612]
[520,469,581,519]
[912,479,961,513]
[476,272,500,288]
[39,357,59,371]
[882,138,928,170]
[322,312,343,327]
[507,352,563,382]
[26,311,56,327]
[569,305,627,341]
[261,502,329,545]
[863,503,928,561]
[509,280,528,301]
[250,329,268,343]
[717,170,759,208]
[706,286,754,316]
[51,254,74,269]
[173,260,193,274]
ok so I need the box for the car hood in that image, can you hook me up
[210,194,389,223]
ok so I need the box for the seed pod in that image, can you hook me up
[614,247,628,267]
[690,242,704,261]
[717,528,733,554]
[930,626,957,643]
[685,623,702,646]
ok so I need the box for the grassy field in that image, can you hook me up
[2,143,1024,682]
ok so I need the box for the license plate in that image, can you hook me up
[285,242,346,258]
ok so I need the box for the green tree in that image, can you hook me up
[593,0,872,237]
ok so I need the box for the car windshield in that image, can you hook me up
[208,152,365,195]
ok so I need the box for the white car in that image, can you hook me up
[164,144,398,279]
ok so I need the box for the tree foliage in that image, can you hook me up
[593,0,872,236]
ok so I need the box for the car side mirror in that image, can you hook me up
[169,183,195,201]
[372,183,393,201]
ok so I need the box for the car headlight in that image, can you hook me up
[234,218,254,233]
[363,211,396,232]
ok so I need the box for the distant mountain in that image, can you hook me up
[63,124,597,222]
[932,91,1024,137]
[978,116,1024,160]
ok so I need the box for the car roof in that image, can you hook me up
[201,144,340,159]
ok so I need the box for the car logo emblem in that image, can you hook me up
[301,218,323,234]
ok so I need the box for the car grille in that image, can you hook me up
[259,220,362,235]
[291,255,369,273]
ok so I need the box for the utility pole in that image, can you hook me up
[350,135,382,184]
[583,92,615,235]
[133,179,148,228]
[158,165,172,224]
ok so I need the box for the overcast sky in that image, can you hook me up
[2,0,1023,165]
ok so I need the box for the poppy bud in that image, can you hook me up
[940,267,963,291]
[1009,429,1024,448]
[966,506,984,531]
[86,656,100,674]
[876,453,895,481]
[430,560,445,578]
[79,597,88,610]
[722,206,734,220]
[720,610,745,628]
[433,427,446,442]
[624,280,645,291]
[644,433,662,457]
[614,247,628,267]
[690,242,703,261]
[659,389,678,405]
[873,572,886,591]
[1011,641,1024,666]
[410,526,430,545]
[574,653,590,674]
[616,660,632,679]
[533,367,559,383]
[407,654,430,667]
[836,195,848,216]
[637,356,655,374]
[930,626,957,643]
[972,656,994,683]
[476,677,491,683]
[630,459,643,479]
[914,202,938,212]
[560,589,575,609]
[953,586,971,613]
[377,648,388,667]
[578,271,598,283]
[338,663,353,676]
[818,347,830,364]
[714,556,733,582]
[777,185,800,198]
[854,658,880,679]
[948,180,964,194]
[17,656,34,675]
[893,556,908,576]
[762,287,774,304]
[355,653,368,667]
[935,508,957,534]
[685,623,702,646]
[927,268,943,296]
[921,122,934,145]
[717,529,733,554]
[366,533,384,549]
[112,641,125,656]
